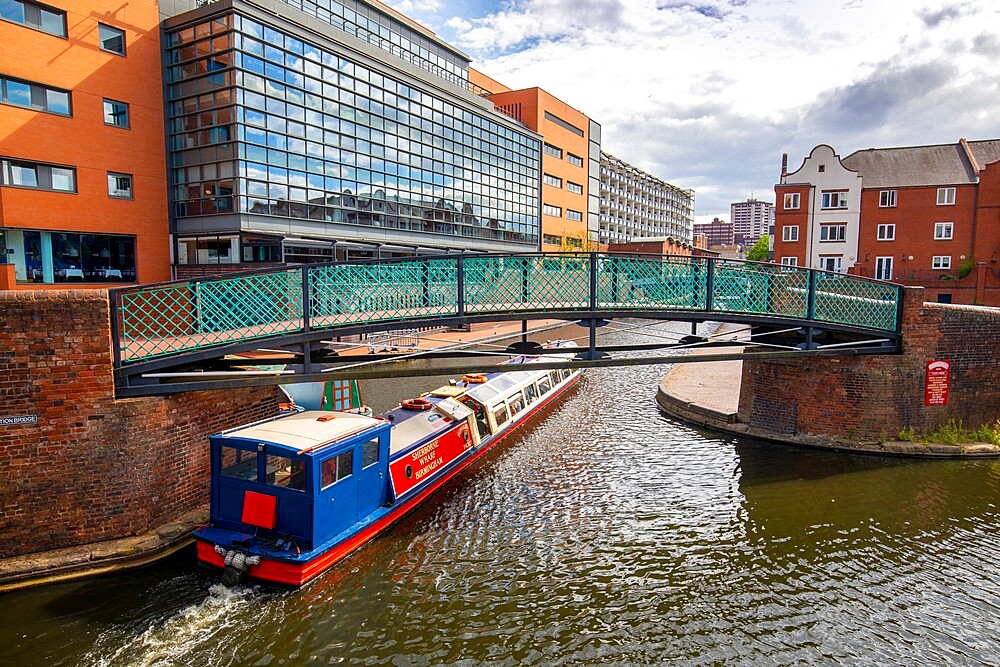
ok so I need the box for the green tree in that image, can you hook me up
[745,235,769,261]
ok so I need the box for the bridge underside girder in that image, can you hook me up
[114,311,901,397]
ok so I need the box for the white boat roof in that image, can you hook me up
[217,411,384,452]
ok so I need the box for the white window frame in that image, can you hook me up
[932,256,951,270]
[543,173,562,188]
[875,256,893,281]
[821,191,848,209]
[783,192,800,210]
[820,256,843,273]
[542,204,561,217]
[566,181,583,194]
[879,190,897,207]
[934,222,953,240]
[876,224,895,241]
[819,224,846,242]
[937,187,956,205]
[781,225,799,242]
[780,257,798,267]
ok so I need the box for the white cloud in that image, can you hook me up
[384,0,1000,219]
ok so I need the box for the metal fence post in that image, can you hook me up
[705,258,715,312]
[456,255,465,318]
[806,268,817,322]
[589,252,598,311]
[301,266,311,332]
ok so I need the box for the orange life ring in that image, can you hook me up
[462,373,487,384]
[401,398,433,411]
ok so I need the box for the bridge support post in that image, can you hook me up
[456,255,465,318]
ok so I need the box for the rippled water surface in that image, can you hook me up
[1,322,999,665]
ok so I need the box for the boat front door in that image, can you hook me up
[357,434,389,512]
[315,447,359,543]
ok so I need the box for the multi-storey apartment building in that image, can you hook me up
[774,139,1000,305]
[469,72,600,250]
[598,151,693,247]
[730,198,772,245]
[164,0,543,273]
[693,217,734,247]
[0,0,171,289]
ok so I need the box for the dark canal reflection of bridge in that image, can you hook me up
[1,322,997,666]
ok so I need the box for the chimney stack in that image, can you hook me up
[781,153,788,178]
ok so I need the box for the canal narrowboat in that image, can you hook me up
[194,345,581,586]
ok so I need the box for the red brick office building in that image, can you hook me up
[774,139,1000,305]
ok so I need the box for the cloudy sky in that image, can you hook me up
[385,0,1000,222]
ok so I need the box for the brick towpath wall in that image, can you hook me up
[738,287,1000,442]
[0,290,282,559]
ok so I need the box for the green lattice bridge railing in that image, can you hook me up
[111,253,903,365]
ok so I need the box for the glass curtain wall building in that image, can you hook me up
[164,0,542,268]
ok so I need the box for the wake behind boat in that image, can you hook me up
[194,342,581,586]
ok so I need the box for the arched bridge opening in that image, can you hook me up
[110,253,903,396]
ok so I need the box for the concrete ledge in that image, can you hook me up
[0,508,207,593]
[657,385,1000,458]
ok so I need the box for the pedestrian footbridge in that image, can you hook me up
[111,253,903,396]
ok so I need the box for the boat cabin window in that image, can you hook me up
[548,371,560,386]
[492,403,509,427]
[537,376,551,394]
[220,445,256,480]
[321,450,354,489]
[362,438,379,468]
[508,393,525,416]
[266,454,306,491]
[524,383,538,403]
[560,369,573,381]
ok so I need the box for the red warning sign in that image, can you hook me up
[924,360,950,406]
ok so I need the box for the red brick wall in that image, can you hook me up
[773,184,811,265]
[739,287,1000,441]
[0,290,282,558]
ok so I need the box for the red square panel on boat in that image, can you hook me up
[241,490,277,529]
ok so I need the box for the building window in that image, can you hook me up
[932,256,951,270]
[879,190,897,207]
[780,257,798,267]
[321,451,353,488]
[566,209,583,222]
[783,193,800,210]
[820,256,843,273]
[0,75,70,115]
[542,234,562,246]
[0,0,66,37]
[934,222,953,240]
[99,23,126,56]
[819,224,846,241]
[543,204,562,217]
[103,99,129,128]
[937,187,956,205]
[781,225,799,242]
[877,224,895,241]
[567,153,584,167]
[566,236,583,248]
[5,228,136,283]
[821,191,848,208]
[107,172,133,199]
[875,256,893,280]
[543,143,562,159]
[543,173,562,188]
[567,181,583,194]
[1,158,75,192]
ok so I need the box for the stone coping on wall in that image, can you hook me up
[655,386,1000,458]
[0,508,207,594]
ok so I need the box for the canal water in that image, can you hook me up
[1,321,998,665]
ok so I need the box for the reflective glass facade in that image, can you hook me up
[165,2,542,258]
